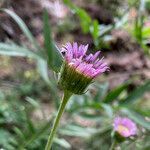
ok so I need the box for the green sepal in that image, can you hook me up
[59,62,92,94]
[113,132,126,143]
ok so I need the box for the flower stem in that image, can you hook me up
[109,139,117,150]
[45,91,72,150]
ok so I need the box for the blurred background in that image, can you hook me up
[0,0,150,149]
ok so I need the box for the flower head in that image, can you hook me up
[59,42,109,94]
[113,117,137,138]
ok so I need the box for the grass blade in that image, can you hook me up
[43,9,63,72]
[103,82,129,103]
[120,80,150,105]
[122,108,150,130]
[1,9,40,51]
[0,42,40,58]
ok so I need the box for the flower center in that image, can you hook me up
[117,125,129,134]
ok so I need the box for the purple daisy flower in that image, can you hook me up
[61,42,109,78]
[59,42,109,94]
[113,117,137,138]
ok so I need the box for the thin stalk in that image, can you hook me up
[45,91,72,150]
[109,139,117,150]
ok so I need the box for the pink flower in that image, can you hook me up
[59,42,109,94]
[61,42,109,78]
[113,117,137,138]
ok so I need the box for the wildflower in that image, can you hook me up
[113,117,137,138]
[45,42,109,150]
[59,42,109,94]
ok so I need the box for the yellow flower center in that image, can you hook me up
[117,125,129,134]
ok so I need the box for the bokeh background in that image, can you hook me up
[0,0,150,149]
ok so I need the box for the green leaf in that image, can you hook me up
[59,124,96,138]
[122,108,150,130]
[0,130,14,150]
[133,107,150,117]
[91,20,99,40]
[26,97,40,108]
[103,82,129,103]
[101,103,113,118]
[1,9,40,51]
[76,8,91,33]
[26,114,36,134]
[54,138,71,149]
[142,26,150,38]
[37,59,51,84]
[94,82,109,102]
[43,9,63,72]
[0,43,59,94]
[36,59,59,102]
[64,0,91,33]
[0,43,41,58]
[120,80,150,105]
[37,59,57,91]
[13,127,26,141]
[21,119,53,148]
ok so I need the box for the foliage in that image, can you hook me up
[0,2,150,149]
[130,0,150,55]
[64,0,128,49]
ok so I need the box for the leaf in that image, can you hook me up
[36,59,57,91]
[142,26,150,38]
[59,124,96,138]
[1,9,40,51]
[22,119,52,148]
[91,20,99,40]
[0,43,59,96]
[101,103,113,118]
[103,82,129,103]
[115,13,128,28]
[64,0,91,33]
[25,97,40,108]
[13,127,26,141]
[122,108,150,130]
[0,42,58,99]
[25,112,36,134]
[76,8,91,33]
[37,59,51,84]
[0,130,14,150]
[0,43,41,58]
[120,80,150,105]
[132,107,150,117]
[99,25,112,36]
[43,9,63,72]
[65,0,91,24]
[94,82,109,102]
[54,138,71,149]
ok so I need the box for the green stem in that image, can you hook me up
[45,91,72,150]
[109,139,117,150]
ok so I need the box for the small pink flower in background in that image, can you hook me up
[113,117,137,138]
[61,42,109,78]
[144,21,150,27]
